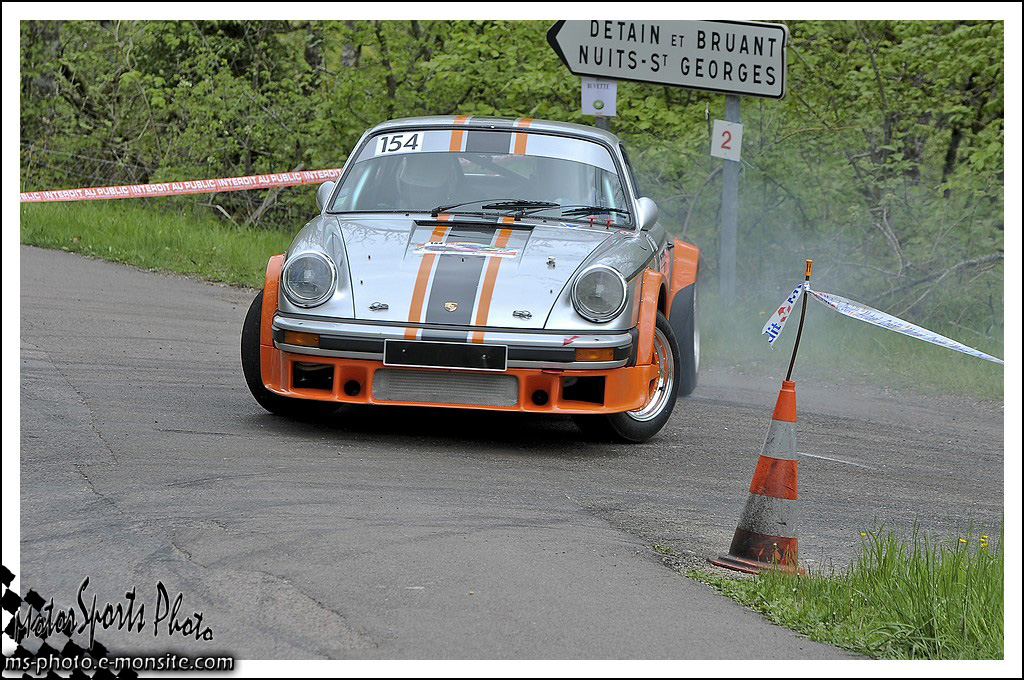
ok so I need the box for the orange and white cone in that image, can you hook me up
[712,380,801,574]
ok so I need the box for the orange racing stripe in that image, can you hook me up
[406,223,450,339]
[450,115,470,152]
[512,118,533,155]
[471,228,515,343]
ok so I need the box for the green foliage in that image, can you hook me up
[692,525,1004,659]
[20,19,1003,338]
[20,200,293,287]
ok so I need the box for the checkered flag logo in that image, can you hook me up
[1,565,135,679]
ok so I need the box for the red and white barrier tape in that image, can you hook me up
[19,168,344,203]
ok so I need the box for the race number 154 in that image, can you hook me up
[375,132,422,155]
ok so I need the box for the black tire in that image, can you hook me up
[240,291,339,419]
[676,282,699,396]
[573,311,681,443]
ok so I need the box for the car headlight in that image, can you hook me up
[281,251,337,307]
[571,265,627,322]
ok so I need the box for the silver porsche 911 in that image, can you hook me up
[241,116,700,442]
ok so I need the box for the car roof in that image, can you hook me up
[368,115,623,147]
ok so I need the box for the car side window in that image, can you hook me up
[618,143,642,199]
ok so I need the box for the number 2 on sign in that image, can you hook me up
[710,119,742,161]
[376,133,421,155]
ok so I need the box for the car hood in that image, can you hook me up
[291,215,618,330]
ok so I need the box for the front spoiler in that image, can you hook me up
[260,346,659,415]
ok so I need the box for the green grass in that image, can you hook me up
[20,200,294,288]
[690,526,1003,659]
[20,201,1004,399]
[700,289,1004,401]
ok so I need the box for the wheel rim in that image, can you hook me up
[626,326,675,422]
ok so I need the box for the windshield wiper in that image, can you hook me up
[560,205,632,218]
[479,200,559,211]
[431,198,558,217]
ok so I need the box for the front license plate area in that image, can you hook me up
[383,340,508,372]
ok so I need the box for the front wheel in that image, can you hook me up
[240,291,339,419]
[573,311,680,443]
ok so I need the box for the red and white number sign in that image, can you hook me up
[710,119,743,162]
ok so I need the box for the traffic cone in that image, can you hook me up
[712,380,801,574]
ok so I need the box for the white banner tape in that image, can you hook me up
[761,282,805,347]
[762,280,1003,365]
[20,168,344,203]
[806,288,1004,365]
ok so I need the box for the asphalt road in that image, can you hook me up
[18,245,1003,659]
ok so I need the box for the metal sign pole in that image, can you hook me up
[720,94,741,304]
[594,116,610,131]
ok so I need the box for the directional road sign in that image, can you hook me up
[547,20,788,99]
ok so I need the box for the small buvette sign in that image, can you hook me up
[581,77,617,116]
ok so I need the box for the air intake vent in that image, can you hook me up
[372,370,518,407]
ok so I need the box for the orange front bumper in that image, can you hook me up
[260,345,660,415]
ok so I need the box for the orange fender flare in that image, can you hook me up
[261,255,284,347]
[635,268,662,365]
[667,239,700,318]
[260,254,285,386]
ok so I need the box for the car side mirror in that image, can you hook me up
[316,181,336,212]
[637,197,659,230]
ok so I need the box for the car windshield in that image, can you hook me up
[329,128,631,225]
